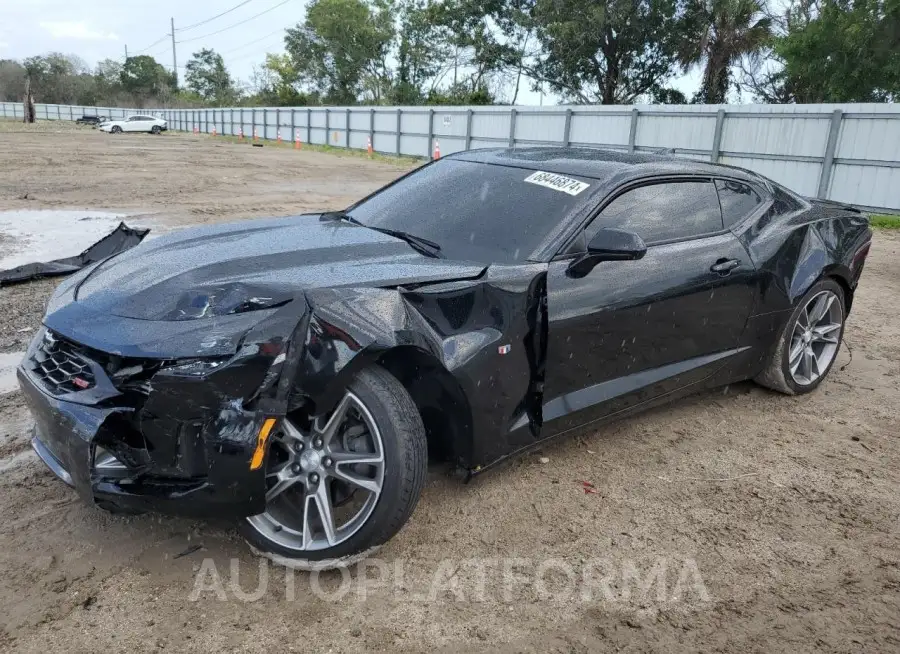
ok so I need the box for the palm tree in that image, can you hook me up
[680,0,773,103]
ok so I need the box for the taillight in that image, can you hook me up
[851,241,871,272]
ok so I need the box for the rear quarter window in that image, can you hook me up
[716,179,764,228]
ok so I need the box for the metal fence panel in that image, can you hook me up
[722,115,830,158]
[515,111,566,144]
[830,163,900,210]
[569,113,632,147]
[400,111,429,137]
[400,133,428,157]
[434,136,467,156]
[721,155,822,198]
[637,114,717,152]
[2,101,898,211]
[471,111,511,139]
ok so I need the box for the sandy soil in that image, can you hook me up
[0,127,898,653]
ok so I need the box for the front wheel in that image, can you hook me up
[110,125,122,134]
[150,125,161,135]
[755,278,846,395]
[241,366,427,568]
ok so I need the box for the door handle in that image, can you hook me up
[710,258,740,274]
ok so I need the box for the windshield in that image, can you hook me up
[346,159,593,264]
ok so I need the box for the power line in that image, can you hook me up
[175,0,257,32]
[132,35,170,55]
[177,0,295,44]
[221,28,285,55]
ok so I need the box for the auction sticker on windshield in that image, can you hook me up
[524,171,590,196]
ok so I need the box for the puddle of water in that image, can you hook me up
[0,351,24,395]
[0,209,147,271]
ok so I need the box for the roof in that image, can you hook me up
[450,147,767,191]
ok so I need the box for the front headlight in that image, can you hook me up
[159,357,230,377]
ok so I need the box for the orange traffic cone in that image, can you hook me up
[253,128,258,142]
[193,125,199,134]
[277,129,282,144]
[367,135,373,157]
[433,139,441,159]
[211,126,217,137]
[238,127,244,141]
[294,130,302,150]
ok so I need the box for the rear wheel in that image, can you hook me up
[150,125,161,135]
[111,125,122,134]
[241,366,427,568]
[755,278,845,395]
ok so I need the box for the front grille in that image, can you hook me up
[30,332,97,395]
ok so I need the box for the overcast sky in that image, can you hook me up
[0,0,702,105]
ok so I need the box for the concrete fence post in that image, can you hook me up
[628,108,639,153]
[508,108,517,148]
[396,108,402,156]
[563,108,573,146]
[369,108,375,152]
[306,108,311,145]
[818,109,843,199]
[465,109,473,150]
[345,107,351,147]
[325,108,330,145]
[710,109,726,162]
[290,107,295,142]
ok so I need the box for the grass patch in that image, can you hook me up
[206,132,423,167]
[869,214,900,229]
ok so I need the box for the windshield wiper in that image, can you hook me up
[322,211,443,258]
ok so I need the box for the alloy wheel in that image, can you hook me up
[788,289,843,386]
[246,392,385,552]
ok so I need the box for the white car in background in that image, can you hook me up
[100,115,167,135]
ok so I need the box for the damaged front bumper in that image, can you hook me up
[17,313,303,518]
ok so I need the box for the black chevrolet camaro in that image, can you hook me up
[19,148,872,566]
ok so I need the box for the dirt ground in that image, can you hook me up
[0,125,898,653]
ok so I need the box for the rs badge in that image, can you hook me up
[498,344,511,355]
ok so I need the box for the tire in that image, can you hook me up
[150,125,161,135]
[755,278,846,395]
[240,366,427,569]
[111,125,122,134]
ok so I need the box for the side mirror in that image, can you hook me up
[567,228,647,278]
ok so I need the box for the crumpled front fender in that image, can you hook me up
[292,264,549,470]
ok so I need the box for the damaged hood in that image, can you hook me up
[74,214,486,320]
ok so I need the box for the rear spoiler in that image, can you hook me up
[805,197,864,214]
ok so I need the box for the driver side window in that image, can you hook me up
[585,181,724,245]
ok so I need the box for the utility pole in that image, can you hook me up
[124,44,128,60]
[170,17,178,86]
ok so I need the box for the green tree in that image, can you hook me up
[250,55,318,106]
[680,0,772,103]
[284,0,395,104]
[185,48,238,104]
[120,55,175,105]
[775,0,899,102]
[391,0,450,104]
[428,0,517,97]
[22,53,93,103]
[527,0,684,104]
[0,59,27,101]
